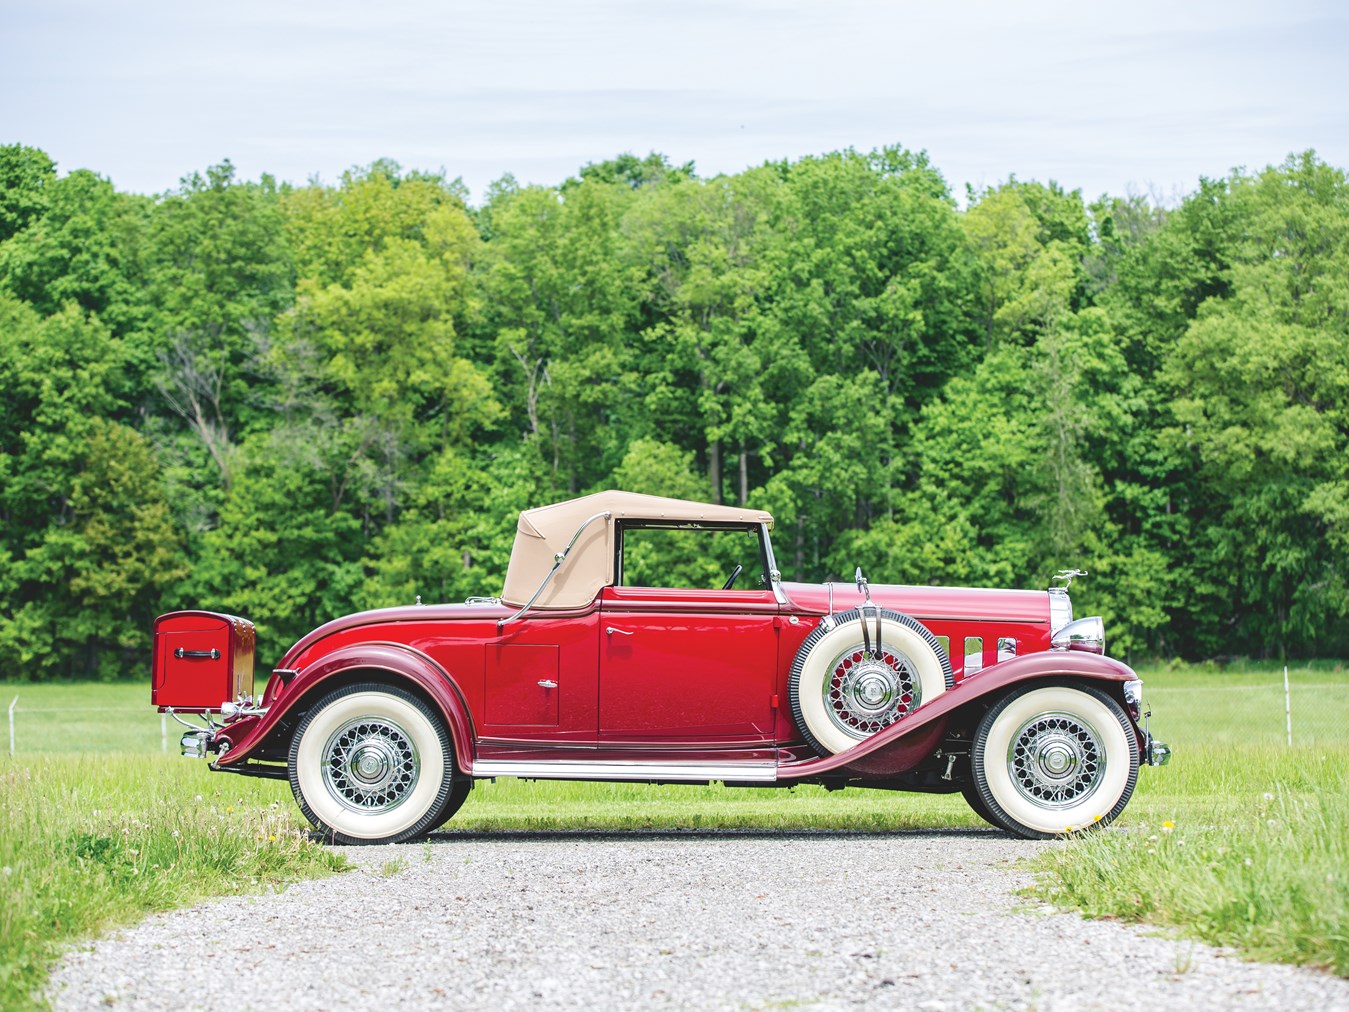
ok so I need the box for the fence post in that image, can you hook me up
[1284,665,1292,747]
[8,695,16,756]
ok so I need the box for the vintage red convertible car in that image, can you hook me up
[152,491,1169,844]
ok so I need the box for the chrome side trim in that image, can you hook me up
[471,759,778,782]
[498,510,611,629]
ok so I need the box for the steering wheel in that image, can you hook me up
[721,564,743,590]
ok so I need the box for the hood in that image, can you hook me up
[783,582,1051,625]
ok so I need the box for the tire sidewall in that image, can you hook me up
[973,682,1138,838]
[289,684,452,845]
[790,609,952,755]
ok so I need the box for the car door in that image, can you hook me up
[481,611,600,743]
[598,522,779,743]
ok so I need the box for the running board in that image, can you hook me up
[470,759,778,783]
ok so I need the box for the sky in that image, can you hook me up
[2,0,1346,205]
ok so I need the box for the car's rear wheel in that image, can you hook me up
[789,608,953,756]
[971,682,1138,839]
[289,683,454,845]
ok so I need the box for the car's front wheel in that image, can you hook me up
[289,683,454,845]
[970,682,1138,839]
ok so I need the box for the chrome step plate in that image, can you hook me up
[470,759,778,782]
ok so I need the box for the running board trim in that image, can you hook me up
[470,759,778,782]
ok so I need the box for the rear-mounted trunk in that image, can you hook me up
[152,611,255,712]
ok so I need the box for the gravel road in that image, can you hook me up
[49,828,1348,1011]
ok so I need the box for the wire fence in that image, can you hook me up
[6,666,1347,757]
[7,698,173,756]
[1140,669,1349,750]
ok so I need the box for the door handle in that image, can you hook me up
[537,679,558,689]
[605,626,633,636]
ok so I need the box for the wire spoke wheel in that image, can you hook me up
[322,717,420,814]
[1007,711,1103,809]
[824,645,921,737]
[789,608,953,756]
[289,683,454,845]
[972,682,1138,839]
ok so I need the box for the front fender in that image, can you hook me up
[213,642,477,774]
[778,650,1137,780]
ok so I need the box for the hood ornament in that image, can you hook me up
[1051,569,1087,590]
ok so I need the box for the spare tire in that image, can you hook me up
[789,608,953,756]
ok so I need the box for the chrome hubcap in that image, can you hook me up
[1008,711,1103,809]
[824,646,920,738]
[322,718,419,813]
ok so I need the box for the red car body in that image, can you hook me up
[154,491,1168,843]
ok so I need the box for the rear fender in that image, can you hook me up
[213,642,476,773]
[779,650,1138,780]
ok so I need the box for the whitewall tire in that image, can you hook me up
[789,608,953,756]
[289,683,454,845]
[971,682,1138,839]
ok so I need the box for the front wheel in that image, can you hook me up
[960,784,1000,829]
[289,683,454,845]
[970,682,1138,839]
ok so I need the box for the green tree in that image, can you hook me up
[0,169,150,336]
[477,177,642,493]
[0,299,181,678]
[1161,153,1349,656]
[0,144,56,243]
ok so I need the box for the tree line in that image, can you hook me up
[1,143,1345,678]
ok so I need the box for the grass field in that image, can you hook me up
[1,661,1346,1008]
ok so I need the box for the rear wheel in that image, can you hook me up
[971,682,1138,839]
[289,683,454,845]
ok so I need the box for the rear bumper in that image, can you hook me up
[180,728,213,758]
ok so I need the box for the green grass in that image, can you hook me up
[1027,661,1349,977]
[2,661,1347,1007]
[0,754,347,1010]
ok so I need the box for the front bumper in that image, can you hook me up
[1146,737,1172,766]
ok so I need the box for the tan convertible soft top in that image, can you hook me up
[499,491,774,609]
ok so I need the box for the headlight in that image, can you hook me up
[1051,616,1105,654]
